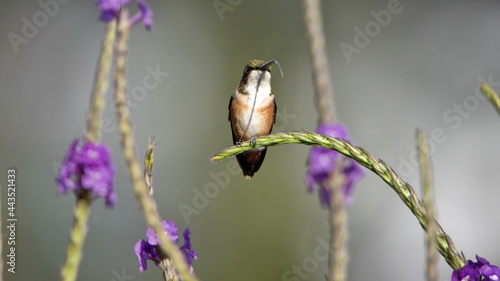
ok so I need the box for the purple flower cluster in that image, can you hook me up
[452,255,500,281]
[305,123,364,207]
[57,138,116,207]
[135,221,197,273]
[95,0,153,30]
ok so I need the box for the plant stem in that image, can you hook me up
[327,162,348,281]
[417,130,438,281]
[113,8,198,281]
[86,20,116,143]
[480,83,500,116]
[60,196,91,281]
[211,131,466,270]
[160,259,179,281]
[302,0,336,124]
[144,135,155,195]
[60,20,117,281]
[302,0,346,279]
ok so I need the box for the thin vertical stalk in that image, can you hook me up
[60,20,117,281]
[86,20,117,143]
[417,130,438,281]
[303,0,336,124]
[60,196,91,281]
[160,259,179,281]
[113,8,198,281]
[303,0,345,280]
[328,162,347,281]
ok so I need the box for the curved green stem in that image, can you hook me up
[211,131,466,270]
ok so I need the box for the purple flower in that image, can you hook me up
[452,260,481,281]
[452,255,500,281]
[147,221,179,245]
[131,0,153,30]
[305,123,364,207]
[95,0,153,30]
[180,229,198,273]
[96,0,130,22]
[56,138,116,207]
[135,221,197,273]
[135,239,159,272]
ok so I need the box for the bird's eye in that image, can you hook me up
[244,67,251,74]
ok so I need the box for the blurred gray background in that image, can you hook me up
[1,0,500,280]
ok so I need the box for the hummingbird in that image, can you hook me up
[228,59,282,179]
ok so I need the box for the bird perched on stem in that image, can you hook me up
[228,59,282,178]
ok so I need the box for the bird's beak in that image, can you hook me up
[259,59,284,77]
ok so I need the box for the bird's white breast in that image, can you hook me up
[243,70,272,104]
[235,70,274,140]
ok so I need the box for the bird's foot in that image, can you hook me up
[250,136,257,148]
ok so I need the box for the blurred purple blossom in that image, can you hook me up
[135,220,197,273]
[56,138,116,207]
[95,0,130,22]
[95,0,153,29]
[305,123,364,207]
